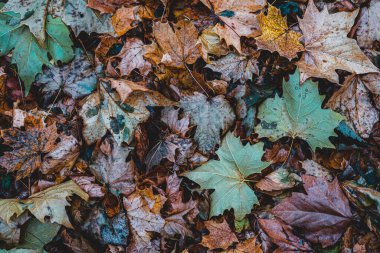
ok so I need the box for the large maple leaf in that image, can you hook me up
[184,132,270,221]
[296,0,379,83]
[255,68,345,151]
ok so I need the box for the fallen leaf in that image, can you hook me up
[111,6,136,36]
[108,37,152,77]
[342,181,380,213]
[256,5,304,59]
[0,124,60,180]
[225,236,263,253]
[272,175,353,248]
[123,189,166,252]
[296,0,379,83]
[184,132,270,221]
[71,176,105,198]
[201,219,238,250]
[256,168,300,193]
[258,217,312,253]
[255,68,345,151]
[145,137,178,170]
[326,74,379,138]
[0,180,89,228]
[87,0,128,14]
[180,92,235,152]
[90,135,136,196]
[200,0,265,52]
[199,25,229,62]
[161,107,190,137]
[37,48,97,100]
[356,0,380,49]
[205,53,259,83]
[150,20,201,68]
[302,159,333,181]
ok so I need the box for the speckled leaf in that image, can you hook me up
[180,92,235,152]
[255,69,345,151]
[37,48,97,100]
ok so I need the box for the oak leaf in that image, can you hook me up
[296,0,379,83]
[256,5,304,59]
[0,181,89,228]
[255,69,345,151]
[201,219,238,250]
[272,175,353,248]
[184,132,270,221]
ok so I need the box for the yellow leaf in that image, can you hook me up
[112,6,136,36]
[0,181,89,228]
[256,5,304,59]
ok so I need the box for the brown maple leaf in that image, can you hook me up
[0,124,60,180]
[201,219,239,250]
[147,20,202,69]
[272,175,353,248]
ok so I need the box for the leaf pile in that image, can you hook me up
[0,0,380,252]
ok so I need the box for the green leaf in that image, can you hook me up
[2,0,48,43]
[183,132,270,221]
[255,68,345,151]
[49,0,114,36]
[0,13,73,95]
[180,92,235,152]
[17,218,60,252]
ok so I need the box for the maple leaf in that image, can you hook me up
[80,79,174,145]
[205,53,259,83]
[111,6,136,36]
[184,132,270,221]
[255,68,345,151]
[36,48,97,100]
[0,181,89,228]
[201,219,238,250]
[256,168,300,193]
[272,175,353,248]
[149,20,201,68]
[180,92,235,152]
[88,0,129,14]
[199,25,230,62]
[296,0,379,83]
[225,236,263,253]
[0,12,73,94]
[326,74,380,138]
[256,5,304,60]
[0,124,60,180]
[48,0,115,36]
[108,37,152,77]
[161,107,190,137]
[145,137,178,170]
[356,0,380,49]
[200,0,266,53]
[258,217,312,252]
[90,136,136,196]
[123,188,166,252]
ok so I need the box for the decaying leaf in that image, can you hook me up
[180,92,235,152]
[184,132,270,221]
[256,168,300,193]
[206,53,259,83]
[256,5,304,59]
[0,181,88,228]
[256,69,345,151]
[201,219,238,250]
[90,135,136,196]
[200,0,265,52]
[326,74,380,138]
[356,0,380,49]
[258,217,312,252]
[296,0,379,83]
[148,20,201,68]
[272,175,353,248]
[123,188,166,252]
[111,6,136,36]
[37,48,97,100]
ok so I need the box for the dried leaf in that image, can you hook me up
[201,219,238,250]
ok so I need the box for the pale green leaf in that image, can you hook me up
[184,132,270,220]
[255,69,345,151]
